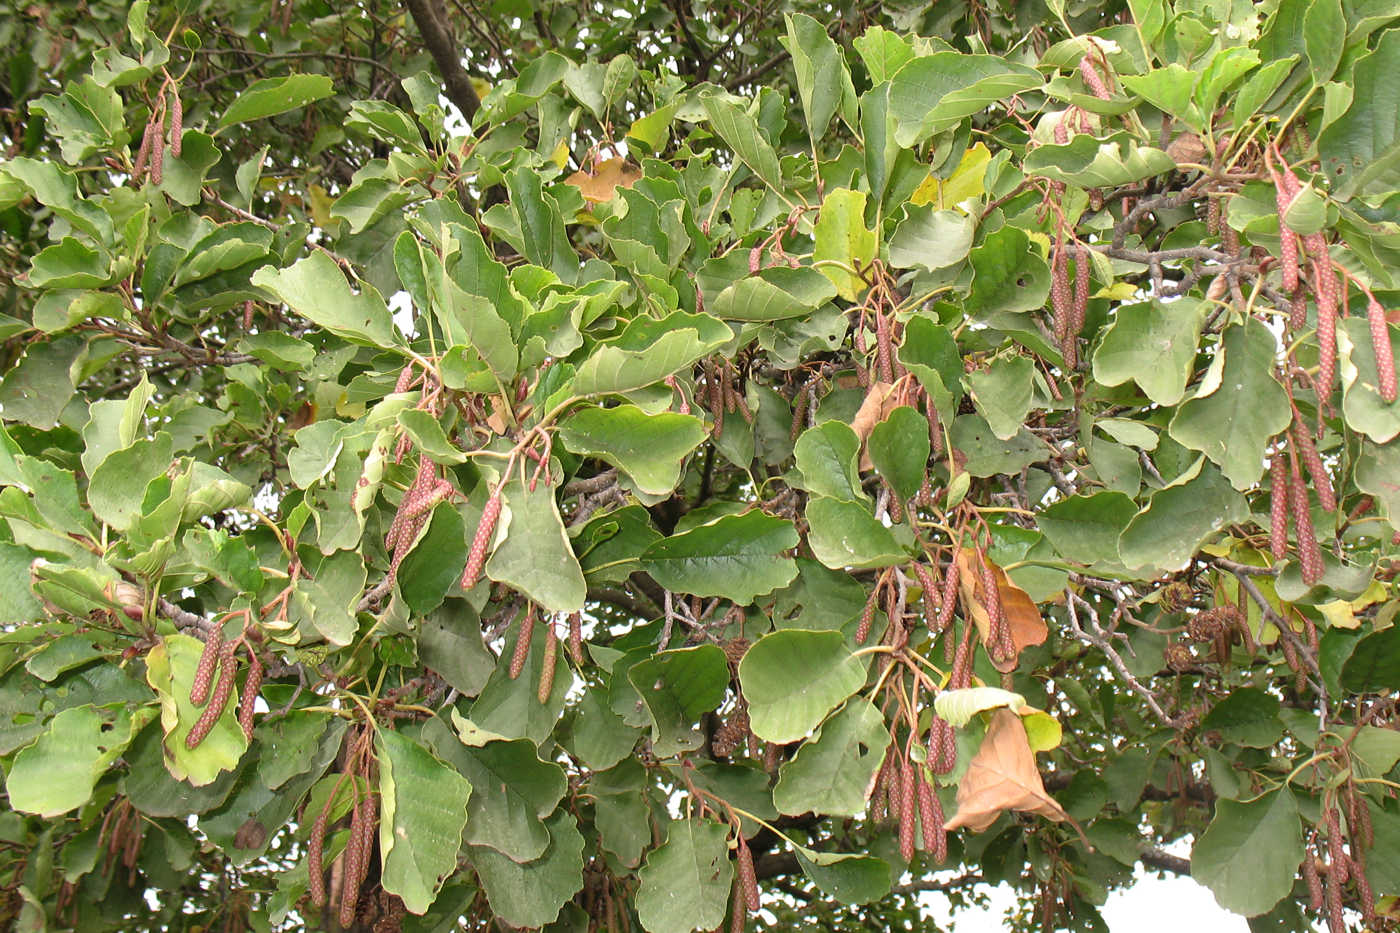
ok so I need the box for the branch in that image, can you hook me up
[1064,589,1178,727]
[1139,846,1191,875]
[404,0,481,122]
[588,585,661,620]
[158,598,217,639]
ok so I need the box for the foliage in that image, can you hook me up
[2,1,1400,931]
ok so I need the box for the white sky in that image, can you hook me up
[922,870,1248,932]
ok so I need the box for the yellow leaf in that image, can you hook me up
[305,184,335,230]
[562,158,642,204]
[1318,600,1361,630]
[911,143,991,210]
[548,141,569,170]
[470,77,492,101]
[1019,708,1062,753]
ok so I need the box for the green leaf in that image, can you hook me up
[636,819,734,933]
[773,699,888,816]
[471,810,585,929]
[1168,319,1290,490]
[813,188,877,301]
[25,236,111,289]
[1118,462,1249,572]
[640,511,798,605]
[887,205,975,272]
[486,477,586,613]
[627,645,729,757]
[965,355,1035,441]
[375,728,472,914]
[887,53,1042,147]
[701,93,783,193]
[949,414,1045,477]
[145,634,248,787]
[8,704,152,817]
[1036,492,1135,566]
[251,251,399,348]
[1340,625,1400,693]
[866,406,930,501]
[422,717,566,862]
[739,629,868,743]
[1191,788,1303,917]
[559,405,708,495]
[1340,315,1400,443]
[217,74,334,128]
[793,848,892,906]
[1318,30,1400,198]
[1092,298,1205,406]
[805,496,911,570]
[573,315,730,396]
[967,225,1051,318]
[1023,133,1177,188]
[711,266,838,322]
[794,421,864,502]
[397,502,468,615]
[1201,688,1283,748]
[469,612,571,745]
[782,13,856,142]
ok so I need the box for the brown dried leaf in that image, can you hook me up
[851,381,899,470]
[954,548,1048,671]
[943,709,1069,833]
[563,157,642,204]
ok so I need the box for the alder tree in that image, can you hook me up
[2,0,1400,930]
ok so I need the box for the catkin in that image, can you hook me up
[916,769,946,862]
[339,791,376,929]
[537,622,557,703]
[1303,848,1323,911]
[1289,456,1324,586]
[875,311,894,384]
[1367,295,1397,404]
[149,96,166,185]
[186,642,237,749]
[238,649,263,740]
[736,837,759,911]
[510,605,536,679]
[789,380,809,443]
[460,486,502,591]
[898,757,917,863]
[307,791,332,907]
[1072,245,1089,336]
[912,562,939,632]
[729,874,746,933]
[1291,424,1335,512]
[190,625,225,706]
[1079,55,1111,99]
[567,611,584,664]
[1314,260,1338,400]
[855,587,879,645]
[169,92,183,157]
[133,119,155,181]
[1269,453,1290,561]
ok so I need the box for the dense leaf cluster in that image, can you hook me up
[2,0,1400,931]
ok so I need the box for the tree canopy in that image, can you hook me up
[3,0,1400,930]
